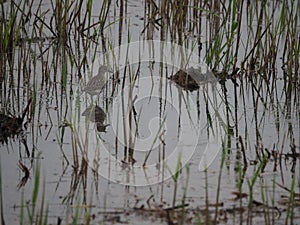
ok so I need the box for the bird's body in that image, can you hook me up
[83,65,112,95]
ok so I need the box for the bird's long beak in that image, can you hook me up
[107,67,114,73]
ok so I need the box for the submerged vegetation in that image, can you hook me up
[0,0,299,224]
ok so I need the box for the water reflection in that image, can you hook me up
[82,104,109,132]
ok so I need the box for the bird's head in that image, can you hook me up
[98,65,113,75]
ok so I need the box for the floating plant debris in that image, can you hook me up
[0,114,23,144]
[168,69,199,91]
[168,67,217,91]
[0,98,31,144]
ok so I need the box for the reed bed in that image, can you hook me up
[0,0,299,224]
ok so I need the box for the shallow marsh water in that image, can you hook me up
[0,0,299,224]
